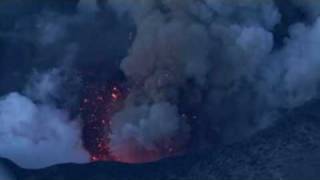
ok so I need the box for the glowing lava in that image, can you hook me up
[111,138,184,164]
[80,83,189,163]
[80,84,125,162]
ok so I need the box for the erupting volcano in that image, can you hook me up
[80,82,189,163]
[80,83,125,162]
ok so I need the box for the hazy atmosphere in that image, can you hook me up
[1,0,320,179]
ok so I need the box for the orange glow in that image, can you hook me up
[111,86,121,101]
[81,84,126,162]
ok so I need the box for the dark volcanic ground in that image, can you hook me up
[3,100,320,180]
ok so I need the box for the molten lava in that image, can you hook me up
[80,83,188,163]
[80,84,125,162]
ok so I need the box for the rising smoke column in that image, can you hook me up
[106,0,320,161]
[106,0,281,160]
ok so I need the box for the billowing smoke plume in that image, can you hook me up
[110,102,189,162]
[264,17,320,108]
[0,70,89,169]
[2,0,320,168]
[107,0,320,154]
[107,0,280,153]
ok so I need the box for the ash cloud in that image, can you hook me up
[2,0,320,167]
[108,0,320,151]
[110,102,189,162]
[108,0,282,150]
[262,17,320,109]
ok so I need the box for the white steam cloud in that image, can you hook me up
[0,70,89,169]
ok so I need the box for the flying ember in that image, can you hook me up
[80,83,125,162]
